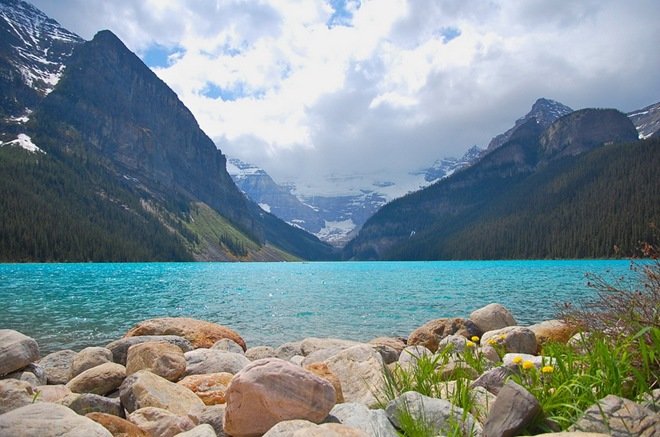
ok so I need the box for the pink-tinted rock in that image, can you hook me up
[177,372,234,405]
[86,412,148,437]
[127,407,195,437]
[125,341,186,381]
[124,317,246,350]
[66,362,126,395]
[304,362,344,404]
[482,326,537,355]
[119,369,204,415]
[0,403,112,436]
[224,358,336,437]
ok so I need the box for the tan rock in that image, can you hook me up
[0,329,39,376]
[324,344,385,407]
[300,338,361,356]
[528,320,577,349]
[124,317,246,350]
[408,318,481,352]
[177,372,234,405]
[119,369,204,415]
[38,349,76,384]
[224,358,336,437]
[35,384,72,403]
[368,337,406,354]
[125,341,185,381]
[481,326,537,355]
[184,349,250,375]
[304,362,345,403]
[127,407,195,437]
[469,303,517,333]
[106,335,194,365]
[71,346,114,378]
[176,424,217,437]
[245,345,276,361]
[0,379,35,414]
[0,402,112,436]
[86,412,148,437]
[263,420,368,436]
[66,362,126,395]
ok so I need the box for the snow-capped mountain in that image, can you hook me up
[486,98,574,152]
[418,145,483,184]
[628,101,660,139]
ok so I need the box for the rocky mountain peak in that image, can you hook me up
[628,101,660,139]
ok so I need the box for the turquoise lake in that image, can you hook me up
[0,260,639,353]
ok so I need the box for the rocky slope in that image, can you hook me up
[628,100,660,139]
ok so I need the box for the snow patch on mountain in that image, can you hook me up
[628,101,660,139]
[1,133,44,153]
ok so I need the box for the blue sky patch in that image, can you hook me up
[327,0,360,28]
[140,44,185,68]
[202,82,266,101]
[437,26,461,43]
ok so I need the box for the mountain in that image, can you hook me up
[628,101,660,139]
[486,98,574,152]
[0,1,335,261]
[344,108,654,260]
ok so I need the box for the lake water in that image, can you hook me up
[0,260,638,353]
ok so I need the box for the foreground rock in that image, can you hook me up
[127,406,196,437]
[570,394,660,436]
[224,358,336,437]
[528,320,576,348]
[86,412,148,437]
[483,380,541,437]
[119,369,204,415]
[125,341,186,381]
[60,393,123,417]
[324,345,385,407]
[263,419,367,436]
[0,330,40,376]
[66,362,126,395]
[326,402,398,436]
[0,402,112,436]
[304,362,345,404]
[124,317,246,350]
[177,372,234,405]
[481,326,537,355]
[0,379,36,414]
[408,318,482,352]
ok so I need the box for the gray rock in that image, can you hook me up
[187,404,226,436]
[245,345,276,361]
[571,394,660,436]
[275,341,303,360]
[119,369,204,415]
[127,406,196,437]
[0,329,39,376]
[398,345,433,367]
[470,386,497,424]
[326,402,398,436]
[176,423,217,437]
[0,379,36,414]
[290,355,305,366]
[469,303,517,333]
[386,391,482,436]
[105,335,194,365]
[371,344,399,365]
[470,366,513,395]
[640,389,660,413]
[66,362,126,395]
[438,334,469,354]
[300,337,361,356]
[184,349,250,376]
[482,326,537,355]
[211,338,245,354]
[0,402,112,436]
[483,380,541,437]
[502,353,556,369]
[38,350,76,385]
[35,384,72,403]
[70,346,113,378]
[4,362,47,386]
[60,392,123,417]
[324,344,386,407]
[301,347,344,366]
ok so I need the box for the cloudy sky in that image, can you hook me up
[32,0,660,195]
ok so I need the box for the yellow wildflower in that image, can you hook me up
[512,356,523,365]
[541,365,554,374]
[522,360,534,370]
[466,340,476,348]
[487,338,498,346]
[471,336,480,342]
[499,335,507,340]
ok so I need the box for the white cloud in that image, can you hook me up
[30,0,660,194]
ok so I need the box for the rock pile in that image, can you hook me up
[0,307,657,436]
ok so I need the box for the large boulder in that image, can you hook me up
[66,362,126,395]
[38,349,76,385]
[408,318,481,352]
[469,303,517,333]
[481,326,537,355]
[326,402,398,436]
[86,412,148,437]
[304,362,344,403]
[70,347,113,378]
[119,369,204,415]
[105,335,193,365]
[0,330,39,376]
[263,419,368,436]
[0,402,112,436]
[570,394,660,436]
[36,384,72,403]
[127,406,196,437]
[124,317,246,350]
[0,379,35,414]
[184,349,250,375]
[125,341,186,381]
[483,380,541,437]
[528,320,576,348]
[177,372,234,405]
[223,358,336,437]
[324,344,386,407]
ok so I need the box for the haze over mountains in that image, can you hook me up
[0,0,658,261]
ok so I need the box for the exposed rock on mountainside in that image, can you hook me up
[628,100,660,139]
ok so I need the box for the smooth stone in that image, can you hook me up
[177,372,234,405]
[106,335,193,365]
[274,341,303,360]
[301,347,344,366]
[184,349,250,376]
[39,350,76,385]
[438,334,469,354]
[0,379,36,414]
[386,391,482,436]
[187,404,226,436]
[368,337,406,354]
[70,346,113,378]
[290,355,305,366]
[300,338,361,356]
[127,406,195,437]
[326,402,398,436]
[483,380,541,437]
[60,392,123,417]
[0,402,112,436]
[263,420,368,436]
[324,344,385,407]
[211,338,245,354]
[481,326,537,355]
[470,386,497,424]
[398,345,433,367]
[223,358,336,437]
[245,346,276,361]
[177,423,217,437]
[0,329,40,376]
[126,341,186,381]
[502,353,556,369]
[528,320,576,348]
[479,344,502,363]
[4,362,47,386]
[408,318,482,353]
[469,303,517,333]
[304,362,345,403]
[570,394,660,436]
[119,369,204,415]
[66,362,126,395]
[470,366,514,395]
[36,384,72,403]
[86,412,148,436]
[124,317,246,350]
